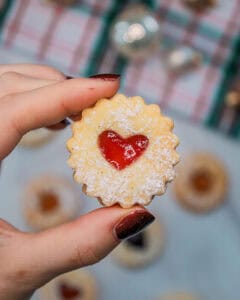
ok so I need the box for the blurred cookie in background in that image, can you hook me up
[45,0,76,6]
[19,128,57,148]
[112,220,164,269]
[182,0,217,12]
[158,292,200,300]
[0,0,4,9]
[173,152,228,213]
[38,269,97,300]
[23,175,81,230]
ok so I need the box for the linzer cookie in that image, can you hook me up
[158,292,200,300]
[112,220,164,268]
[67,94,179,208]
[19,128,56,148]
[38,269,97,300]
[173,152,228,213]
[23,175,81,230]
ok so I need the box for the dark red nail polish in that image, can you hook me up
[114,210,155,240]
[66,76,74,79]
[89,74,120,81]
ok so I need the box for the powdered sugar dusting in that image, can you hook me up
[67,95,179,208]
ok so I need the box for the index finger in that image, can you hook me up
[0,75,120,158]
[0,64,65,80]
[8,75,120,134]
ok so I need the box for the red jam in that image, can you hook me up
[59,282,81,299]
[39,192,59,213]
[190,169,213,193]
[98,130,149,170]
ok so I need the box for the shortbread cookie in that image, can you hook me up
[23,175,81,230]
[67,94,179,208]
[173,153,228,213]
[46,0,76,6]
[158,292,200,300]
[112,220,164,268]
[38,269,97,300]
[19,128,56,148]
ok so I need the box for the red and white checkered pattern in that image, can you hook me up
[1,0,106,74]
[0,0,239,131]
[122,0,240,122]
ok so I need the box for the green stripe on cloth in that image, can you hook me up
[83,0,123,77]
[206,34,240,135]
[0,0,14,30]
[84,0,155,77]
[197,23,222,41]
[165,9,223,42]
[164,10,190,28]
[230,117,240,138]
[112,0,155,75]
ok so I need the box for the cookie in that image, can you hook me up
[67,94,179,208]
[158,292,200,300]
[23,175,81,230]
[46,0,76,6]
[173,152,228,213]
[38,269,97,300]
[183,0,216,12]
[112,220,164,268]
[19,128,56,148]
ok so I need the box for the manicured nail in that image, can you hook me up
[65,76,73,79]
[89,73,120,81]
[114,209,155,240]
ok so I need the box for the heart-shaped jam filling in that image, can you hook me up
[59,282,82,299]
[98,130,149,170]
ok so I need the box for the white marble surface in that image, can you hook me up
[0,117,239,300]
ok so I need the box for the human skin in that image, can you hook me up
[0,64,154,300]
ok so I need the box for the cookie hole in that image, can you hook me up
[38,192,59,213]
[190,169,213,194]
[59,281,82,299]
[126,232,146,250]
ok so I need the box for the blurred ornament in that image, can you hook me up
[182,0,217,12]
[110,4,160,59]
[224,86,240,133]
[225,90,240,110]
[164,45,202,75]
[45,0,76,6]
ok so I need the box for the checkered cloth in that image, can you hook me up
[0,0,239,138]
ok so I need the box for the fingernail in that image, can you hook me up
[65,76,74,79]
[89,73,120,81]
[114,209,155,240]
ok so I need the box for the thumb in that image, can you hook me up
[26,206,155,286]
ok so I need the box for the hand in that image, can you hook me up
[0,64,155,300]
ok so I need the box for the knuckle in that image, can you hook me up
[72,244,103,267]
[0,71,22,82]
[41,65,65,80]
[87,245,103,265]
[0,72,23,97]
